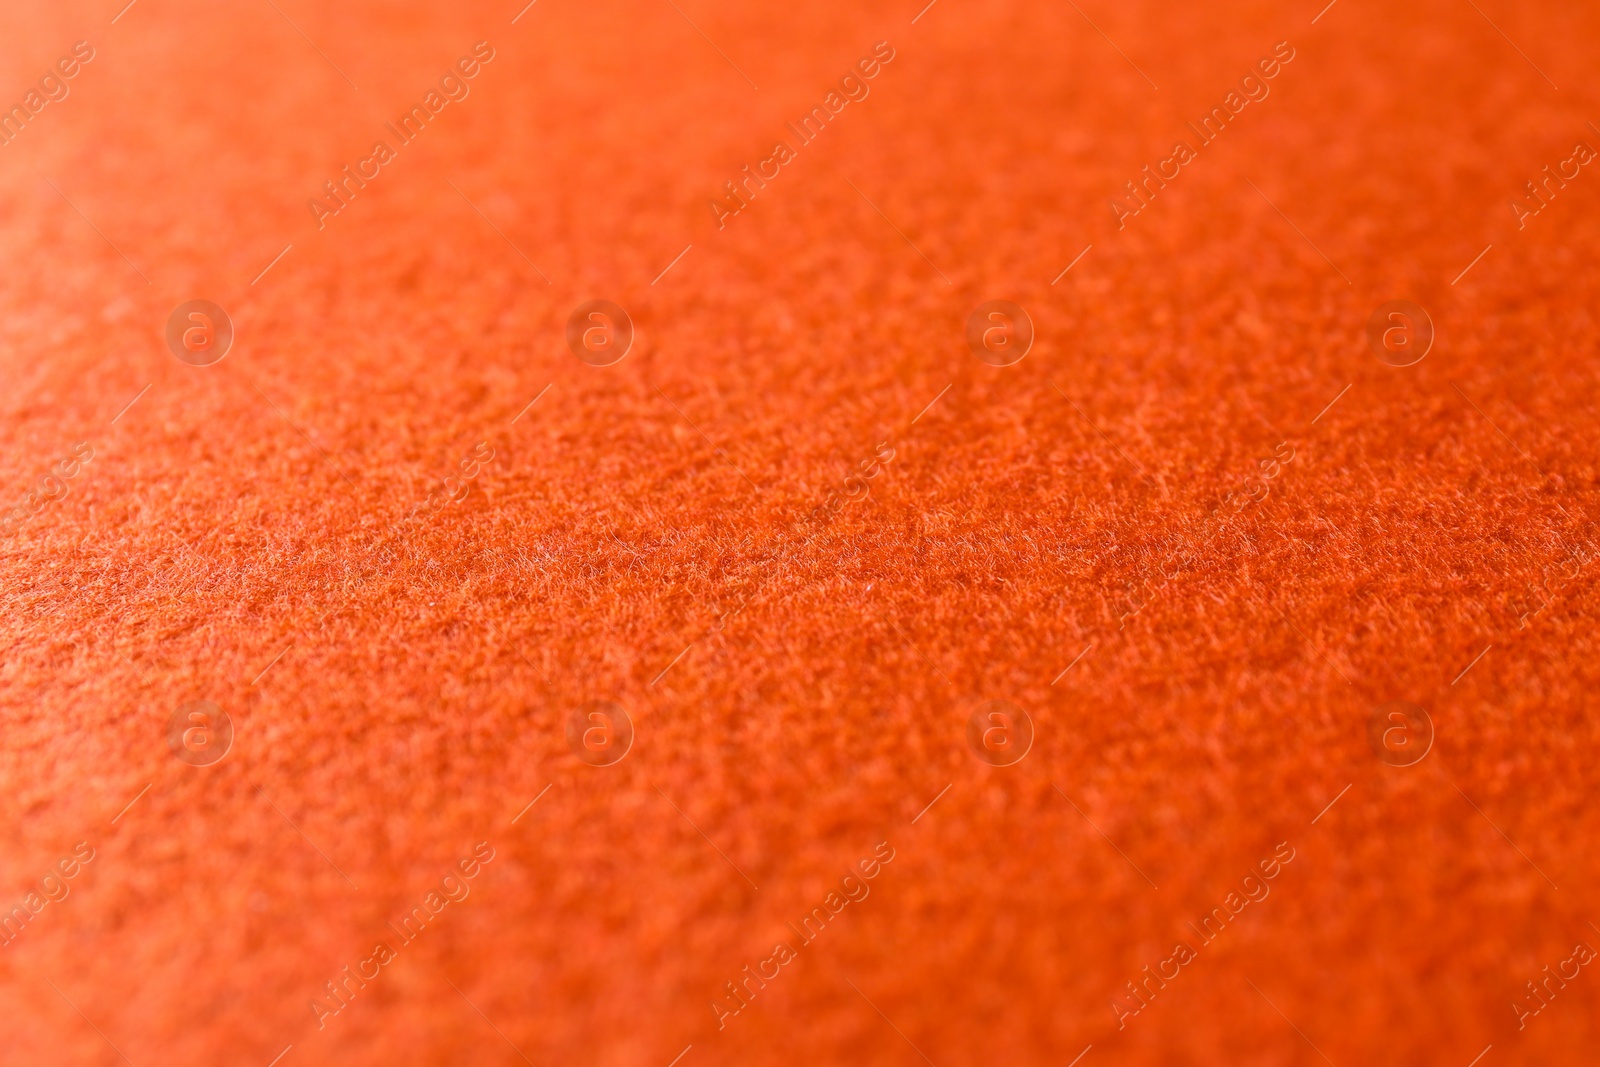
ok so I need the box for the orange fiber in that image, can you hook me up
[1,0,1598,1064]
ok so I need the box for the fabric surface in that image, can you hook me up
[1,0,1598,1064]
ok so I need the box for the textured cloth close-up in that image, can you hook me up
[1,0,1598,1064]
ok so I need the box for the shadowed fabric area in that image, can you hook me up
[1,0,1598,1064]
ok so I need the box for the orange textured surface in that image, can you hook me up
[2,0,1599,1064]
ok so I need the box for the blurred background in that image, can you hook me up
[1,0,1598,1063]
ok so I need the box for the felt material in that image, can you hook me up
[1,0,1598,1064]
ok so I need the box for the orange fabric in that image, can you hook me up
[1,0,1598,1064]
